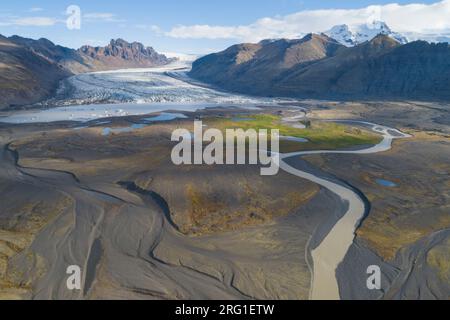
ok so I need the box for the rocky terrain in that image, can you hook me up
[0,36,171,110]
[190,34,342,93]
[78,39,171,71]
[6,35,92,74]
[0,36,70,110]
[190,34,450,101]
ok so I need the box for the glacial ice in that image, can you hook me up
[0,60,285,124]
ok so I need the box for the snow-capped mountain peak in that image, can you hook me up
[325,24,354,46]
[325,21,408,47]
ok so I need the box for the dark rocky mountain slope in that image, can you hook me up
[0,36,70,109]
[78,38,170,71]
[190,34,450,101]
[190,34,344,95]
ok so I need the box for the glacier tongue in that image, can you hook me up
[1,59,286,123]
[40,59,281,108]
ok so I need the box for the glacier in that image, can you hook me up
[0,59,285,124]
[41,59,280,107]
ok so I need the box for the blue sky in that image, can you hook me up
[0,0,447,54]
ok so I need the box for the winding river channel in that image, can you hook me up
[279,121,411,300]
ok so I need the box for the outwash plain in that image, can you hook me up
[0,99,448,300]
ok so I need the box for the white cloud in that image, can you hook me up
[135,24,163,35]
[29,7,44,12]
[166,0,450,42]
[0,11,125,28]
[136,24,160,32]
[0,11,60,27]
[10,17,58,27]
[83,12,125,23]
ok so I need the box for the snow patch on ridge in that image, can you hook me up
[324,21,408,47]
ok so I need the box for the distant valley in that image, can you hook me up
[0,36,171,109]
[2,20,450,109]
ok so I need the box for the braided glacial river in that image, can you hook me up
[280,121,411,299]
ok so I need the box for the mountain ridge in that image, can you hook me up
[0,35,172,109]
[190,33,345,95]
[78,38,171,71]
[0,35,71,109]
[189,34,450,101]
